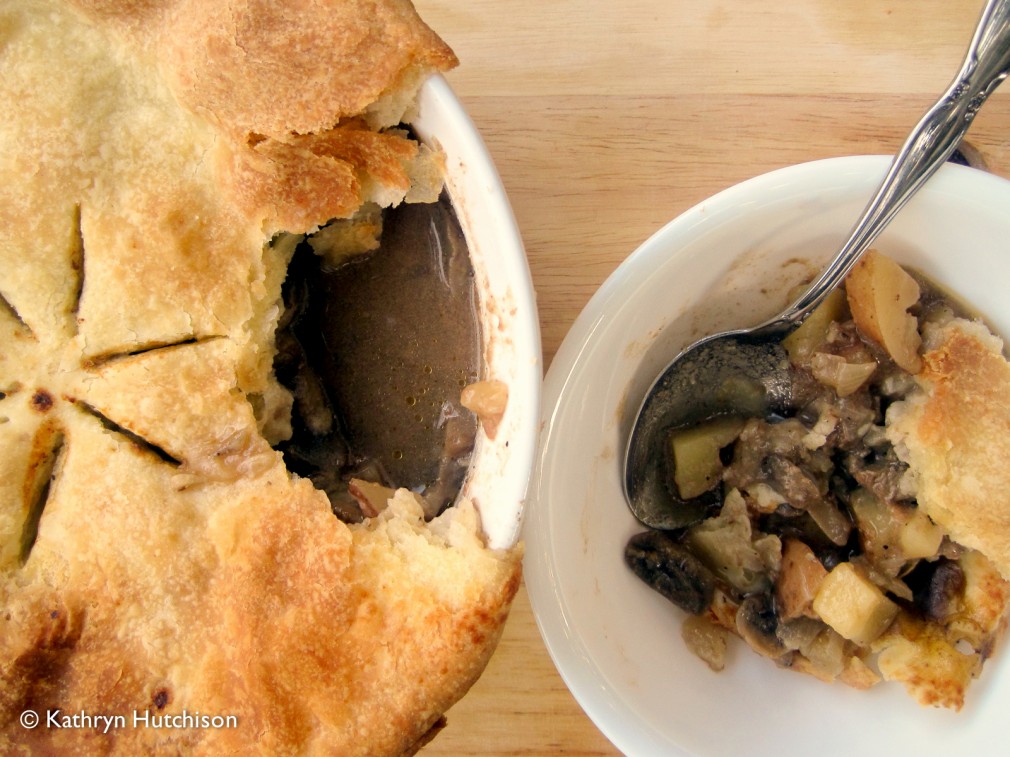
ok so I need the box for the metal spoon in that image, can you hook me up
[623,0,1010,530]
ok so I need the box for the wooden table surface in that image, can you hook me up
[412,1,1010,754]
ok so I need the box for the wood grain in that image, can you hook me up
[412,1,1010,754]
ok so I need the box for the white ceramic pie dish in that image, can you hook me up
[524,155,1010,755]
[413,75,541,550]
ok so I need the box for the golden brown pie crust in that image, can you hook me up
[888,318,1010,581]
[0,1,520,754]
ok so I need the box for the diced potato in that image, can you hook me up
[898,509,944,560]
[776,538,828,621]
[669,416,745,499]
[845,250,922,373]
[813,562,899,645]
[783,287,848,363]
[850,488,943,562]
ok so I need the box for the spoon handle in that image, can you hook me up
[781,0,1010,324]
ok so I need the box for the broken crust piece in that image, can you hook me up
[887,318,1010,581]
[879,317,1010,709]
[0,1,521,755]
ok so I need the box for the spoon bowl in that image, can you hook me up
[623,332,791,529]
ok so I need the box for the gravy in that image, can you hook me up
[275,194,480,521]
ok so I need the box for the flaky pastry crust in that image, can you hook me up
[0,1,519,755]
[888,319,1010,581]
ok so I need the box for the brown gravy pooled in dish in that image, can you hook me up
[275,193,480,522]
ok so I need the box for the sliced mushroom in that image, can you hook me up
[910,558,965,622]
[625,531,717,616]
[735,593,791,661]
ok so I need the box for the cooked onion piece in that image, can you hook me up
[809,352,876,397]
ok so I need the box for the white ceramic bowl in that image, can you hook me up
[413,76,541,550]
[525,155,1010,756]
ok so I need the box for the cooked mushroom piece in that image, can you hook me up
[735,593,790,661]
[909,558,966,622]
[625,531,717,615]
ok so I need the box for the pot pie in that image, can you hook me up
[626,250,1010,710]
[0,0,522,754]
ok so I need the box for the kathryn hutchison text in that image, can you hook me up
[39,709,238,733]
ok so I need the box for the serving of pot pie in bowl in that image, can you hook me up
[525,156,1010,756]
[0,0,539,754]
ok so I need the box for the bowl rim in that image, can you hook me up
[412,75,542,551]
